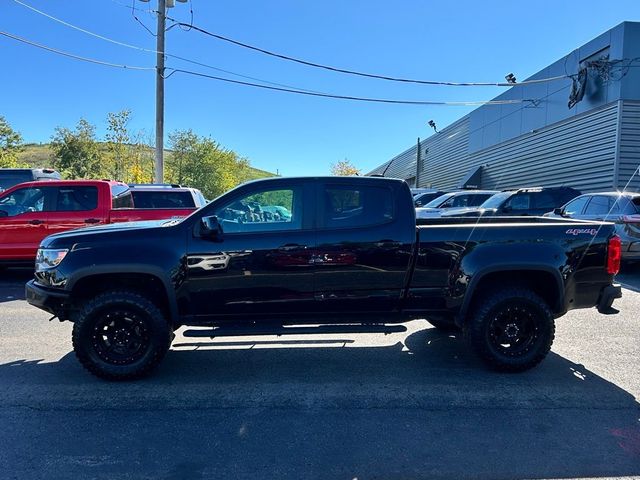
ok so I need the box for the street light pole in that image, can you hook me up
[154,0,166,183]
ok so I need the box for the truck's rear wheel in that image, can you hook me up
[466,288,555,372]
[72,291,171,380]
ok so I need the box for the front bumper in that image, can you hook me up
[25,280,71,319]
[597,284,622,314]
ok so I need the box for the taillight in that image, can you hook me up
[607,235,622,275]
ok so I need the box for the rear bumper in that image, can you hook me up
[25,280,71,318]
[597,284,622,314]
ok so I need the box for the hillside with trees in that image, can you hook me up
[2,112,275,200]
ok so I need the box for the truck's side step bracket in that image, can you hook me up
[182,324,407,338]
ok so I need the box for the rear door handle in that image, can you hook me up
[84,218,101,224]
[28,219,44,225]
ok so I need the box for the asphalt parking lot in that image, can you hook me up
[0,268,639,480]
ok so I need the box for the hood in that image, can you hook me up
[41,219,173,248]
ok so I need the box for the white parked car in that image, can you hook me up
[416,190,499,219]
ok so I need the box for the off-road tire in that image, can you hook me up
[466,287,555,372]
[72,290,172,380]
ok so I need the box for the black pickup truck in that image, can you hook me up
[25,176,622,380]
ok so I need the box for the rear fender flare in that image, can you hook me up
[457,264,564,323]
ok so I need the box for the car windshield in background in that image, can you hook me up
[0,174,31,190]
[131,191,195,208]
[424,193,454,208]
[480,192,512,209]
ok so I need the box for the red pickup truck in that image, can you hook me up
[0,180,197,264]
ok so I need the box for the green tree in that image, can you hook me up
[167,129,244,199]
[0,115,24,168]
[331,158,361,176]
[50,118,101,179]
[105,109,131,181]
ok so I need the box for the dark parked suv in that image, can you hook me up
[442,187,582,217]
[0,168,61,192]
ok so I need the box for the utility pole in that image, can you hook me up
[416,137,421,188]
[140,0,187,183]
[155,0,166,183]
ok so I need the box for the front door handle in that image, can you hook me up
[84,218,101,224]
[28,219,43,225]
[278,244,307,251]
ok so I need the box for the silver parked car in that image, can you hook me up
[546,192,640,262]
[416,190,499,219]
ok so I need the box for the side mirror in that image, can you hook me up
[553,207,564,216]
[415,201,422,207]
[200,215,224,242]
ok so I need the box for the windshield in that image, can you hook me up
[480,192,513,209]
[424,193,455,208]
[0,173,31,190]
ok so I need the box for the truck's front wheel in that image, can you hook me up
[72,291,172,380]
[466,288,555,372]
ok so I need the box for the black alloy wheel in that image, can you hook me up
[467,287,555,372]
[72,291,172,380]
[91,309,151,366]
[486,303,538,358]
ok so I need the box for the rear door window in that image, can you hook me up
[584,196,611,216]
[54,186,98,212]
[321,185,393,228]
[505,193,531,211]
[533,191,557,210]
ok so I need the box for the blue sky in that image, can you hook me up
[1,0,639,175]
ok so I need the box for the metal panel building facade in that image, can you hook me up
[368,22,640,193]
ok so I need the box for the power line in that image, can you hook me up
[107,0,156,14]
[10,0,325,94]
[0,30,155,70]
[0,30,534,106]
[130,0,157,37]
[165,17,569,87]
[166,68,530,106]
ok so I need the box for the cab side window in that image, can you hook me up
[563,196,590,215]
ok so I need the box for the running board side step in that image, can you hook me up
[182,324,407,338]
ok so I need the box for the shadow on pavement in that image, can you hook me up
[1,326,639,479]
[0,267,32,302]
[617,264,640,292]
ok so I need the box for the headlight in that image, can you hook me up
[35,248,69,272]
